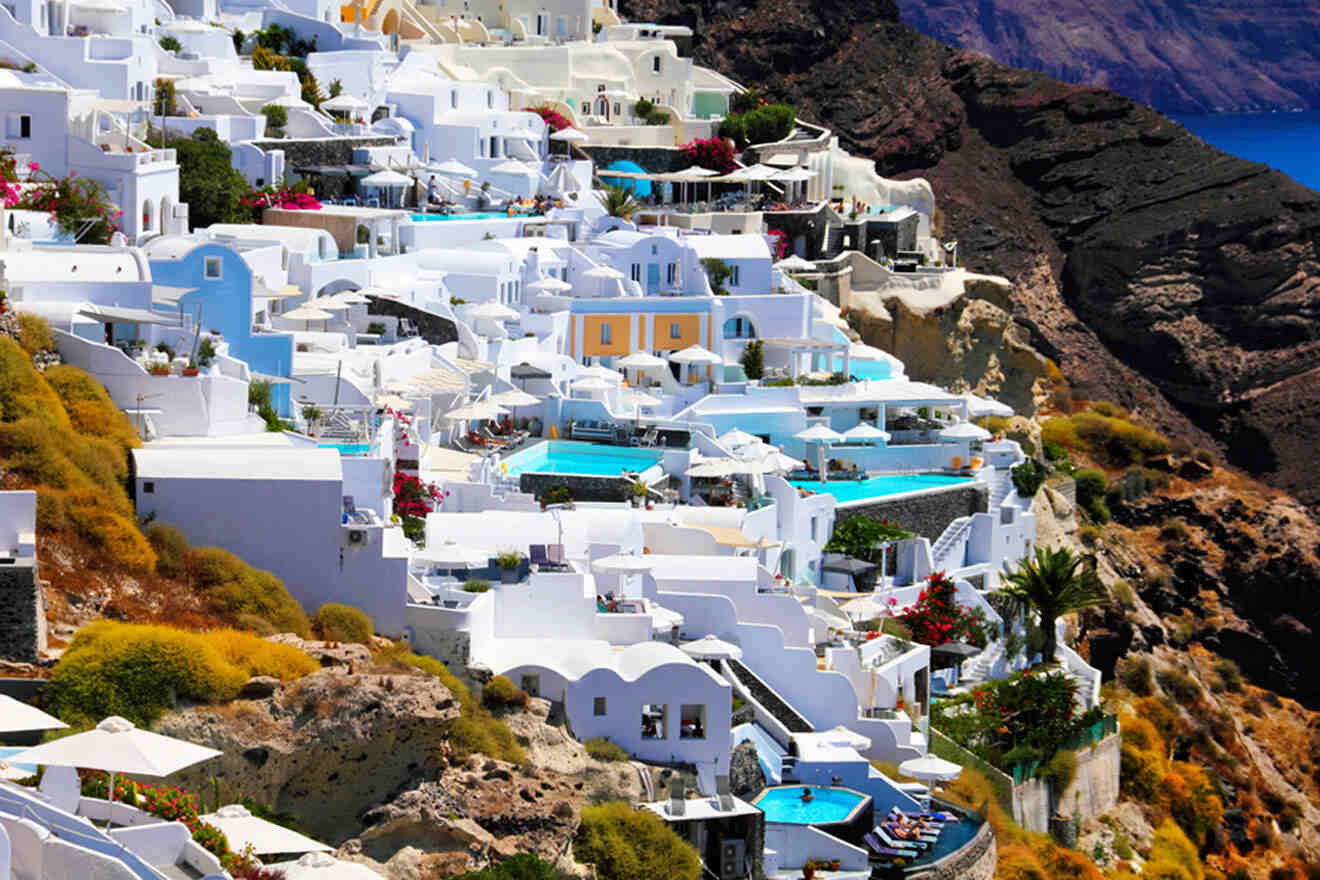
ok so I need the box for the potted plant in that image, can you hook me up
[495,550,523,583]
[149,364,170,376]
[182,363,199,377]
[630,480,649,507]
[302,404,322,436]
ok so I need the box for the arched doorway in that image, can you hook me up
[722,315,756,339]
[141,199,153,233]
[160,195,172,233]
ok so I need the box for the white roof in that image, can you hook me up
[686,234,772,261]
[489,638,709,684]
[133,447,343,482]
[645,554,760,582]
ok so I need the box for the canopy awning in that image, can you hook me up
[79,305,178,325]
[150,284,196,305]
[691,524,764,549]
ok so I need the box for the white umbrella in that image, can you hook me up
[754,450,804,473]
[525,277,572,294]
[201,805,331,856]
[0,695,67,733]
[490,389,540,407]
[795,424,844,443]
[433,158,477,177]
[282,304,335,331]
[939,422,992,441]
[719,428,760,450]
[360,169,412,187]
[418,539,488,568]
[549,127,589,143]
[489,160,532,175]
[468,301,519,321]
[577,364,621,382]
[961,392,1014,419]
[775,255,816,272]
[619,389,661,409]
[267,852,381,879]
[582,265,624,281]
[591,554,659,574]
[444,400,508,421]
[686,458,739,478]
[842,423,891,443]
[616,352,667,369]
[11,715,220,804]
[571,377,612,394]
[376,394,412,410]
[675,165,721,177]
[312,298,350,311]
[669,345,722,365]
[320,94,368,113]
[772,167,815,182]
[898,754,963,784]
[679,634,742,661]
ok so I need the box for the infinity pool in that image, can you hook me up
[319,443,372,456]
[410,212,540,222]
[0,747,37,775]
[503,441,662,477]
[753,786,869,824]
[790,474,972,505]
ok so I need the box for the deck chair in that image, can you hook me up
[950,456,962,470]
[547,544,567,569]
[873,824,929,851]
[668,779,685,817]
[715,775,735,812]
[864,832,914,860]
[529,544,550,569]
[38,765,81,815]
[969,457,984,470]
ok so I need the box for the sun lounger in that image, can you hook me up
[873,825,930,850]
[889,805,957,823]
[864,832,915,859]
[885,820,940,843]
[547,544,567,569]
[950,456,962,470]
[868,828,921,854]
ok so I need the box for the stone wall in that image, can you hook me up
[580,145,688,175]
[836,484,989,541]
[254,137,399,200]
[908,813,996,880]
[366,298,458,346]
[1013,732,1122,833]
[518,472,634,504]
[763,204,837,260]
[0,562,43,663]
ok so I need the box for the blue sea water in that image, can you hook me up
[1173,111,1320,193]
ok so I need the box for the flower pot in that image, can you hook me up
[501,567,518,584]
[182,367,199,377]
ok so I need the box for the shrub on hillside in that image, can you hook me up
[585,737,628,762]
[44,622,316,726]
[481,674,528,711]
[16,313,53,356]
[313,603,372,643]
[373,643,525,763]
[1074,468,1110,522]
[146,523,190,579]
[1145,821,1203,880]
[1010,458,1045,498]
[575,801,701,880]
[189,547,310,636]
[1039,749,1078,793]
[65,489,156,573]
[460,853,558,880]
[1116,656,1154,696]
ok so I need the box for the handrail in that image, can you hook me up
[0,784,167,880]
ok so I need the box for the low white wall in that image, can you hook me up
[764,823,868,872]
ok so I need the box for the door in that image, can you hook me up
[646,263,660,295]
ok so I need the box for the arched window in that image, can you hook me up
[141,199,153,232]
[160,196,171,232]
[722,316,756,339]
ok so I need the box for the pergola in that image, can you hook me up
[759,336,851,380]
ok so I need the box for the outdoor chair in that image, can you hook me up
[873,824,929,851]
[668,779,685,817]
[950,456,962,470]
[529,544,550,569]
[547,544,567,569]
[864,832,914,860]
[882,820,938,844]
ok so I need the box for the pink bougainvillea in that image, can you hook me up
[523,104,571,132]
[681,136,738,174]
[240,184,322,213]
[766,228,789,260]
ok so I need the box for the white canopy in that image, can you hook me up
[433,159,477,177]
[376,394,412,410]
[549,127,589,143]
[11,715,220,778]
[320,94,368,112]
[962,392,1014,419]
[0,694,67,733]
[675,165,721,177]
[360,169,412,187]
[582,265,624,281]
[571,377,612,393]
[685,458,742,478]
[280,304,335,322]
[201,805,331,856]
[490,389,541,407]
[489,160,532,175]
[939,421,992,441]
[754,450,805,472]
[679,634,742,661]
[719,428,761,450]
[525,277,572,294]
[619,390,662,409]
[898,754,963,784]
[774,255,816,272]
[267,852,381,879]
[772,167,816,182]
[795,424,844,443]
[842,423,891,443]
[669,345,722,365]
[576,364,621,382]
[444,400,508,421]
[591,554,659,574]
[417,539,488,568]
[469,301,519,321]
[616,351,667,369]
[722,164,779,182]
[326,291,370,306]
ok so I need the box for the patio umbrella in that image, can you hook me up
[201,804,331,856]
[418,539,488,569]
[669,345,722,366]
[359,169,412,187]
[0,694,67,733]
[282,304,335,331]
[376,394,412,410]
[719,427,760,450]
[775,255,816,272]
[444,400,508,421]
[490,389,540,407]
[433,158,477,177]
[511,362,552,381]
[616,351,666,370]
[11,715,220,804]
[320,93,368,114]
[571,377,612,395]
[795,424,844,443]
[525,277,572,294]
[619,389,661,409]
[898,754,963,785]
[939,421,992,441]
[685,458,739,478]
[577,364,621,382]
[961,392,1014,419]
[753,450,804,473]
[469,301,519,322]
[266,852,381,878]
[582,264,623,296]
[549,127,589,143]
[842,423,891,444]
[489,159,532,175]
[679,634,742,661]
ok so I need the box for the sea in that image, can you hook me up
[1172,110,1320,193]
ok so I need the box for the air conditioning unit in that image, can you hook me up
[719,839,745,879]
[347,529,367,545]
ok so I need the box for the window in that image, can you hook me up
[142,481,155,494]
[521,674,540,697]
[600,323,612,345]
[669,322,681,340]
[651,244,658,256]
[614,103,621,116]
[679,704,706,739]
[479,139,487,157]
[641,703,667,739]
[810,515,818,542]
[729,266,740,287]
[593,697,607,716]
[652,55,661,74]
[630,263,641,283]
[204,257,222,279]
[666,263,676,285]
[450,90,458,109]
[581,102,590,114]
[489,135,498,157]
[486,90,493,109]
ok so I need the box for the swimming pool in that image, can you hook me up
[318,443,372,456]
[790,474,972,504]
[503,441,662,477]
[752,785,869,825]
[831,357,892,380]
[0,747,37,775]
[410,212,539,222]
[908,817,981,866]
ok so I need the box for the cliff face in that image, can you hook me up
[896,0,1320,114]
[624,0,1320,506]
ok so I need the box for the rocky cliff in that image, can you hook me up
[896,0,1320,114]
[625,0,1320,507]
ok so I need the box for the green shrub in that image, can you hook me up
[45,622,316,726]
[16,313,54,356]
[373,643,525,763]
[463,578,491,593]
[259,103,288,135]
[159,34,181,51]
[1040,749,1078,793]
[188,547,311,636]
[1074,468,1109,522]
[313,603,372,643]
[585,737,629,762]
[146,523,190,579]
[66,492,156,572]
[1156,665,1200,703]
[1145,820,1203,880]
[1078,524,1104,547]
[459,853,558,880]
[1117,656,1154,696]
[1213,659,1243,693]
[881,617,913,641]
[1011,459,1046,497]
[1158,522,1189,542]
[482,674,528,711]
[575,801,701,880]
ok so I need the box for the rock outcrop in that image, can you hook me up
[627,0,1320,505]
[897,0,1320,114]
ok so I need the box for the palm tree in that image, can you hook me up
[602,183,639,220]
[997,545,1107,665]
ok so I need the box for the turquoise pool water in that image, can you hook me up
[503,441,662,477]
[753,786,867,824]
[790,474,971,504]
[410,212,539,222]
[906,817,981,866]
[832,357,892,380]
[318,443,371,456]
[0,747,37,775]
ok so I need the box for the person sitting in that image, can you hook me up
[426,175,440,205]
[800,787,814,803]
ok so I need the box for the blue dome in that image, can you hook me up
[601,160,652,198]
